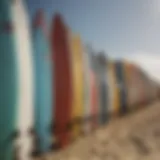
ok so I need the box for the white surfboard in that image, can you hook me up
[12,0,34,159]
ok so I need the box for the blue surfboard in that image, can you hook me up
[0,1,18,160]
[115,61,127,115]
[32,10,53,155]
[95,53,108,125]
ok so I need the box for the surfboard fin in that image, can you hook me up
[30,149,42,158]
[31,135,41,157]
[28,127,36,136]
[49,142,61,151]
[74,117,83,125]
[66,121,73,131]
[49,122,56,132]
[13,145,20,160]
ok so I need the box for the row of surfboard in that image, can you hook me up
[0,0,160,160]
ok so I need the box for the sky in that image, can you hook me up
[26,0,160,82]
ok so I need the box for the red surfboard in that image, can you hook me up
[51,14,72,148]
[90,70,98,130]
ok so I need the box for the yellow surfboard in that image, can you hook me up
[123,62,131,109]
[108,61,120,116]
[69,34,84,140]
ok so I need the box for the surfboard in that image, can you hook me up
[149,81,155,102]
[106,60,114,118]
[11,0,34,159]
[69,34,84,140]
[106,61,113,116]
[134,66,146,107]
[88,52,99,130]
[95,54,108,125]
[114,61,127,115]
[0,1,18,159]
[152,82,158,100]
[82,49,92,134]
[108,61,120,116]
[139,69,150,106]
[92,54,101,129]
[124,63,144,109]
[32,10,53,155]
[145,75,153,104]
[51,14,72,148]
[123,62,131,109]
[149,82,154,101]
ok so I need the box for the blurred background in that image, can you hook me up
[27,0,160,82]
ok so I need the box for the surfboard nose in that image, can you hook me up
[33,9,45,28]
[52,13,66,32]
[53,13,62,23]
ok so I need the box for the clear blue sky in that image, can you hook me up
[26,0,160,81]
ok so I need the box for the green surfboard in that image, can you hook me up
[0,1,18,160]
